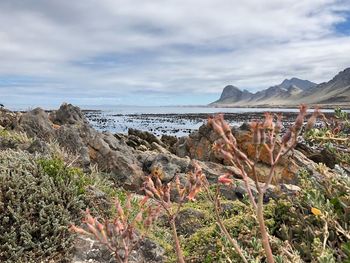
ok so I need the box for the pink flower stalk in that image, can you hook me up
[305,107,320,131]
[218,173,234,185]
[263,112,275,130]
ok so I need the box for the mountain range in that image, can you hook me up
[210,68,350,107]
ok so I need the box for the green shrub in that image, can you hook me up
[0,150,83,262]
[37,157,86,195]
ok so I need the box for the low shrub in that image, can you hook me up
[0,150,83,262]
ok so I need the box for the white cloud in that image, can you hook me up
[0,0,349,107]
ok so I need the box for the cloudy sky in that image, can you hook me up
[1,0,350,108]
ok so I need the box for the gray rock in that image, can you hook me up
[27,139,50,154]
[142,152,191,182]
[175,208,206,236]
[72,236,165,263]
[128,128,165,148]
[16,108,54,140]
[51,103,88,125]
[0,108,19,129]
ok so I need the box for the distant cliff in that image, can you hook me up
[211,68,350,107]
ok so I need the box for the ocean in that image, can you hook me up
[83,106,343,137]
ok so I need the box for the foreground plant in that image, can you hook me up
[203,180,249,262]
[143,162,206,263]
[208,105,318,263]
[71,194,160,263]
[305,107,350,167]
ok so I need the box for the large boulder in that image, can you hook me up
[50,103,88,125]
[175,124,221,162]
[175,123,304,185]
[15,108,54,140]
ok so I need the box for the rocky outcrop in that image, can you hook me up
[128,128,166,148]
[16,108,54,140]
[50,103,89,125]
[175,124,221,162]
[1,104,144,188]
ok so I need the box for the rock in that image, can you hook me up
[51,103,88,125]
[174,124,221,162]
[27,139,50,154]
[72,236,115,263]
[142,152,191,182]
[15,108,54,140]
[55,124,91,168]
[134,238,165,263]
[150,142,169,154]
[72,236,165,263]
[87,133,144,189]
[0,137,17,150]
[296,143,338,168]
[219,180,263,201]
[126,135,151,150]
[239,122,251,131]
[6,104,146,188]
[128,128,165,148]
[310,148,337,169]
[175,208,206,236]
[280,184,301,194]
[161,134,178,147]
[0,108,19,129]
[161,134,178,152]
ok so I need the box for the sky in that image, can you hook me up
[1,0,350,108]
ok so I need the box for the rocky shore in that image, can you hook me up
[0,103,349,262]
[84,109,337,137]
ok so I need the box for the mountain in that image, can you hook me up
[218,85,253,103]
[278,78,316,90]
[211,69,350,107]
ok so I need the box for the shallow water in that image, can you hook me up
[84,106,343,137]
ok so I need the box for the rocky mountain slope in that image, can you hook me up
[211,68,350,107]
